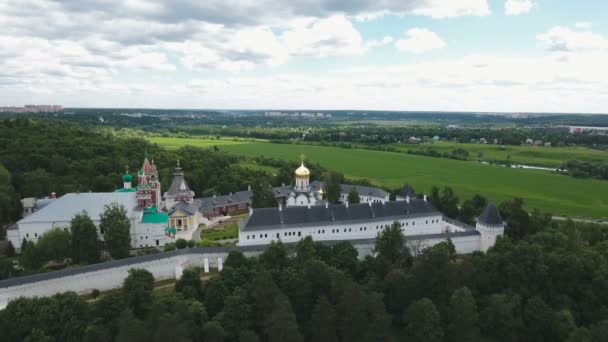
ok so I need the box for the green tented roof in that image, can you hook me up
[142,211,168,224]
[114,188,136,193]
[165,226,176,234]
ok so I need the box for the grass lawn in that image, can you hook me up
[153,138,608,219]
[149,136,266,150]
[200,222,239,241]
[389,141,607,168]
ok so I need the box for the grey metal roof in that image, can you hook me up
[18,192,140,223]
[168,202,198,216]
[243,199,440,231]
[166,172,193,197]
[198,190,253,214]
[272,185,293,198]
[310,181,389,198]
[477,203,504,226]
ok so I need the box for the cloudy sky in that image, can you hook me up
[1,0,607,113]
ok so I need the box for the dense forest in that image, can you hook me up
[1,213,607,342]
[0,118,281,227]
[2,110,607,148]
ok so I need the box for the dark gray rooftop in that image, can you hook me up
[243,199,440,231]
[310,181,389,198]
[165,168,193,197]
[477,203,504,226]
[198,190,253,214]
[168,202,198,216]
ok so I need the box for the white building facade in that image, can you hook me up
[9,192,169,251]
[239,198,504,254]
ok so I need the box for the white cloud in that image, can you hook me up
[413,0,490,18]
[365,36,394,49]
[395,28,445,53]
[280,16,365,57]
[505,0,535,16]
[575,22,592,30]
[537,25,608,52]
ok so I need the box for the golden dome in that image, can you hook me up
[295,162,310,178]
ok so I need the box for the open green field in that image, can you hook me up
[151,137,608,219]
[390,142,606,168]
[150,136,266,150]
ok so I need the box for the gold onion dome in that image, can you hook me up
[295,162,310,177]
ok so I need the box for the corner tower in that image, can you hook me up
[476,203,505,252]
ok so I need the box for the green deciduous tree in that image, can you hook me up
[175,268,203,300]
[310,296,338,342]
[115,309,148,342]
[100,203,131,259]
[252,181,277,208]
[70,212,100,264]
[323,171,344,204]
[446,287,479,342]
[499,198,532,239]
[403,298,443,342]
[204,276,228,318]
[122,269,154,319]
[36,227,71,262]
[480,293,523,342]
[202,321,225,342]
[265,293,303,342]
[374,221,412,276]
[347,186,360,204]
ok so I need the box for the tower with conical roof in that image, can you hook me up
[164,160,195,209]
[476,203,505,252]
[136,153,161,208]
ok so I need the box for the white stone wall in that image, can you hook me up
[11,214,167,251]
[0,233,482,310]
[133,222,170,248]
[476,223,505,252]
[0,249,263,310]
[338,193,389,204]
[239,214,446,246]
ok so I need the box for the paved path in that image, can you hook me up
[552,216,607,225]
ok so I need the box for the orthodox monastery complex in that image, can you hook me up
[8,155,505,255]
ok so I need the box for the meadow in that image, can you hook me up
[149,137,608,219]
[390,141,606,168]
[150,136,265,150]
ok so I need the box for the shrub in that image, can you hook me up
[187,240,196,248]
[164,242,176,251]
[176,239,188,249]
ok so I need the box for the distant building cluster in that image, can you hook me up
[264,111,332,119]
[0,105,63,113]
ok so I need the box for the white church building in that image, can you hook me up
[239,160,505,254]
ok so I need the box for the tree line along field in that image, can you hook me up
[150,136,265,150]
[149,137,608,219]
[389,141,607,168]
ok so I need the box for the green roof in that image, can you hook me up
[122,173,132,182]
[142,211,168,224]
[165,226,176,234]
[115,188,136,193]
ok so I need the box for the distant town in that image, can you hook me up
[0,105,63,113]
